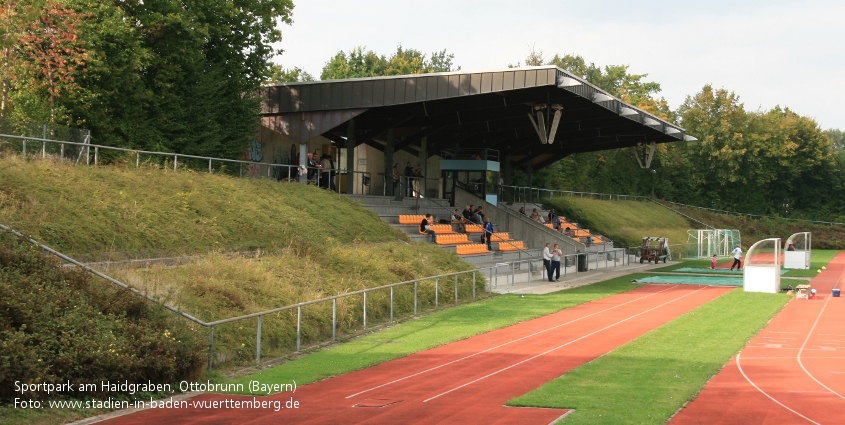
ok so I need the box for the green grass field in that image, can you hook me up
[508,288,790,424]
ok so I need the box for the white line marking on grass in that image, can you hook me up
[736,352,821,425]
[345,285,682,399]
[423,286,713,403]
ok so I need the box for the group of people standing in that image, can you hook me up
[393,161,423,197]
[542,243,564,282]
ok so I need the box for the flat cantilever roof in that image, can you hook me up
[260,65,691,169]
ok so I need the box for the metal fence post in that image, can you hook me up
[332,298,337,341]
[208,159,212,173]
[60,143,64,162]
[256,315,262,367]
[208,326,214,371]
[94,146,98,166]
[414,281,418,315]
[296,306,301,352]
[363,291,367,330]
[435,278,439,308]
[136,152,140,168]
[174,154,178,170]
[22,139,26,158]
[390,286,394,322]
[454,275,459,305]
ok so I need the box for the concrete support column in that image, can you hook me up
[346,119,355,194]
[384,128,395,197]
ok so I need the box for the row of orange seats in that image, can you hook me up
[398,214,426,225]
[435,234,471,245]
[456,243,490,255]
[498,241,526,252]
[489,232,511,242]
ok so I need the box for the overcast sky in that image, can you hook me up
[273,0,844,130]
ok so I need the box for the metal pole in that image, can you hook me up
[296,306,301,352]
[60,143,64,162]
[332,298,337,341]
[136,152,140,168]
[42,140,46,158]
[208,159,212,173]
[390,287,394,322]
[414,282,418,315]
[94,146,98,166]
[208,326,214,371]
[435,278,439,308]
[256,315,262,367]
[363,291,367,330]
[174,155,178,170]
[22,139,26,158]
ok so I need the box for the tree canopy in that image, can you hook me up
[320,45,457,80]
[1,0,294,158]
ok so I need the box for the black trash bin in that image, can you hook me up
[577,253,588,272]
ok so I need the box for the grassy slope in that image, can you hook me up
[544,197,695,249]
[0,155,402,257]
[675,205,845,250]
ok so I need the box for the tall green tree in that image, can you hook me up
[320,45,457,80]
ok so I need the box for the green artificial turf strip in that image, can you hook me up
[225,276,643,393]
[507,288,790,425]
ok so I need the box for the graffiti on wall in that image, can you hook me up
[244,139,263,162]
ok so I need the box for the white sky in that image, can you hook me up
[273,0,844,130]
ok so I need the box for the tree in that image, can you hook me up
[265,64,315,84]
[1,0,87,122]
[320,45,457,80]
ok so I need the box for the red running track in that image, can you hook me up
[103,284,732,425]
[671,253,845,425]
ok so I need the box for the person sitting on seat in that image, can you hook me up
[518,206,526,215]
[420,214,436,243]
[530,208,543,223]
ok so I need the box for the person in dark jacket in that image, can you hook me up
[420,213,436,243]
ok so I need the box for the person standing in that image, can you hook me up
[551,244,562,282]
[711,254,718,270]
[484,216,494,251]
[420,214,436,243]
[543,243,553,282]
[404,161,415,197]
[730,244,742,271]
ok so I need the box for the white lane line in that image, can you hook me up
[736,352,820,424]
[797,265,845,400]
[423,286,713,403]
[345,285,682,399]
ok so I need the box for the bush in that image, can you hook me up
[0,234,205,403]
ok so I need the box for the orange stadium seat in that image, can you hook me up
[498,241,526,252]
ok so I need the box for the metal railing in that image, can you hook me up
[502,185,651,206]
[0,133,373,195]
[486,247,629,292]
[0,223,495,370]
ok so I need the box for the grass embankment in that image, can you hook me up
[508,288,791,424]
[543,197,695,249]
[0,155,483,359]
[0,154,402,257]
[675,204,845,250]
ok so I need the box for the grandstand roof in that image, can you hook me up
[260,65,691,169]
